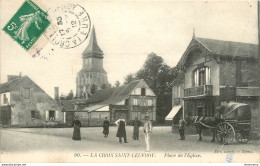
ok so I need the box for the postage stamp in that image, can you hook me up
[2,0,51,51]
[49,3,91,49]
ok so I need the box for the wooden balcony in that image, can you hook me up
[184,85,213,98]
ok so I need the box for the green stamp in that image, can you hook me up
[3,0,50,51]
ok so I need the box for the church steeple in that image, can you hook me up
[82,26,104,59]
[76,26,108,99]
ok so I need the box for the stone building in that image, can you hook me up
[76,26,108,99]
[0,75,64,126]
[167,35,260,135]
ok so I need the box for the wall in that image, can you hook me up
[172,84,184,107]
[9,77,63,126]
[219,59,237,87]
[75,111,110,127]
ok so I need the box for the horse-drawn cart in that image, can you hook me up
[215,102,252,144]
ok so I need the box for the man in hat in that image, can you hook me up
[143,115,152,151]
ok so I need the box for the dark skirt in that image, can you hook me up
[133,126,139,138]
[103,126,109,135]
[72,126,81,140]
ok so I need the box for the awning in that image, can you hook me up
[165,105,182,121]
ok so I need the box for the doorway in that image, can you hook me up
[114,110,128,122]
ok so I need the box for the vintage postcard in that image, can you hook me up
[0,0,259,164]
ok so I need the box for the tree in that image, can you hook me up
[124,73,137,84]
[90,84,97,95]
[114,80,120,87]
[59,94,66,100]
[65,90,74,100]
[135,52,179,124]
[101,84,107,89]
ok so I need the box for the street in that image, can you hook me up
[0,126,259,162]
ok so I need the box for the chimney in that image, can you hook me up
[54,87,59,101]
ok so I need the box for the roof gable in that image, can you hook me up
[0,77,23,93]
[177,36,258,68]
[84,79,145,111]
[196,37,258,58]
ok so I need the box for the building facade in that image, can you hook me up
[0,75,64,126]
[78,79,157,126]
[76,26,108,99]
[169,35,260,135]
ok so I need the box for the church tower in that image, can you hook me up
[76,26,108,98]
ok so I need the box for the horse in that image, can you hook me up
[184,106,225,142]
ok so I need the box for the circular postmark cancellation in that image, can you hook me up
[50,3,91,49]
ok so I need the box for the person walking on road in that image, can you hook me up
[115,116,128,143]
[143,115,152,151]
[103,117,110,138]
[72,116,81,141]
[178,116,185,140]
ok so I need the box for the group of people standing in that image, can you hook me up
[108,115,152,152]
[71,115,153,152]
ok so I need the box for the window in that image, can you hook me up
[116,100,125,105]
[125,99,129,105]
[133,99,138,105]
[49,111,55,121]
[175,86,180,98]
[23,88,30,99]
[147,99,153,106]
[3,94,8,104]
[31,111,36,119]
[141,88,146,96]
[193,66,210,86]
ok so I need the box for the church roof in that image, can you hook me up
[82,26,104,59]
[78,67,107,75]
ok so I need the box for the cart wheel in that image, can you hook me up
[235,130,252,143]
[216,122,235,145]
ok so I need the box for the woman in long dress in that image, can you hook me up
[115,116,128,143]
[72,116,81,140]
[132,117,142,140]
[103,117,110,138]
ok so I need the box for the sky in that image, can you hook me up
[0,0,258,98]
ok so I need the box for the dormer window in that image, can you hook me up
[141,88,146,96]
[193,66,210,86]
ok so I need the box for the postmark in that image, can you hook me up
[49,3,91,49]
[3,0,51,51]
